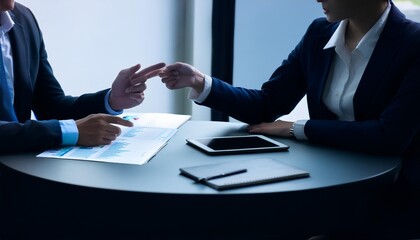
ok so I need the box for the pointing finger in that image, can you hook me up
[137,62,166,76]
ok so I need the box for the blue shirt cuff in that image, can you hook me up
[60,120,79,146]
[105,90,123,115]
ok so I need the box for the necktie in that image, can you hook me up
[0,43,17,121]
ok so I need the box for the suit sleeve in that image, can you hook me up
[0,120,61,153]
[199,31,308,124]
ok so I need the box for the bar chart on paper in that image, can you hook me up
[37,113,191,165]
[38,126,177,165]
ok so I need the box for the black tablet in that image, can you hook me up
[186,135,289,155]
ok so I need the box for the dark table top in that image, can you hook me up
[0,121,401,195]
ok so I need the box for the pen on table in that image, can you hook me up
[198,168,247,182]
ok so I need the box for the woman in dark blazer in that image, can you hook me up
[160,0,420,237]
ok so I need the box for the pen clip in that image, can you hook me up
[198,168,247,182]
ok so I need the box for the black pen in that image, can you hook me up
[198,168,247,182]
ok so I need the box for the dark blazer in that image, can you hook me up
[201,4,420,190]
[0,3,110,153]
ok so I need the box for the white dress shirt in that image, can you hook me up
[322,3,391,121]
[0,11,15,103]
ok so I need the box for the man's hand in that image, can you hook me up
[76,114,133,146]
[247,120,294,138]
[159,62,205,93]
[109,62,166,110]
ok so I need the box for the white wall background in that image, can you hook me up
[233,0,323,122]
[17,0,213,119]
[395,0,420,22]
[190,0,213,121]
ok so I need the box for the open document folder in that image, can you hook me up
[37,113,191,165]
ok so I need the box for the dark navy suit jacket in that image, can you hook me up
[0,3,110,153]
[201,4,420,190]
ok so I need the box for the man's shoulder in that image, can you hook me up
[11,2,30,14]
[10,2,35,21]
[9,2,41,36]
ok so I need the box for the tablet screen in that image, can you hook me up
[186,135,289,155]
[201,136,277,150]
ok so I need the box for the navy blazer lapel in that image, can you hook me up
[8,11,33,120]
[353,3,404,120]
[308,26,338,120]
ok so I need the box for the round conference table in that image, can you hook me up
[0,121,400,239]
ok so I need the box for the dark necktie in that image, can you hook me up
[0,43,17,121]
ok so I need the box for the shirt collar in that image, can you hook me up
[0,11,15,33]
[324,1,392,55]
[324,19,347,50]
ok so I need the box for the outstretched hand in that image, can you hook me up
[159,62,205,93]
[109,62,166,110]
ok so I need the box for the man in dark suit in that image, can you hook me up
[160,0,420,237]
[0,0,165,153]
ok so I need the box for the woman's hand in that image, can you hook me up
[247,120,294,138]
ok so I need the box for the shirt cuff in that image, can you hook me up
[105,90,123,115]
[60,120,79,146]
[188,74,212,103]
[293,120,308,140]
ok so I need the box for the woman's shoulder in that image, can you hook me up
[305,18,339,37]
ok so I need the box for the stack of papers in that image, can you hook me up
[37,113,191,165]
